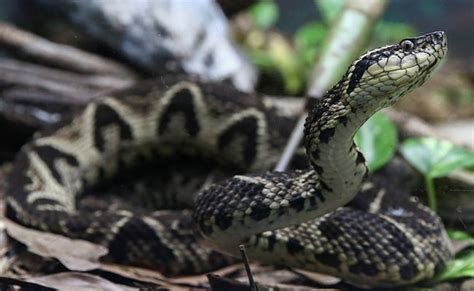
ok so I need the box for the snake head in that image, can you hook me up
[346,31,447,109]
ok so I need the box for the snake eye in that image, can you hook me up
[400,40,415,51]
[433,31,444,40]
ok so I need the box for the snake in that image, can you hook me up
[5,31,452,288]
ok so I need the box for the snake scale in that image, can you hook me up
[5,32,452,287]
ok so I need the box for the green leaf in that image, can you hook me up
[315,0,345,24]
[436,229,474,282]
[400,138,474,178]
[354,112,397,172]
[435,249,474,281]
[373,22,417,44]
[248,37,305,94]
[248,50,275,69]
[448,229,474,244]
[436,228,474,282]
[401,138,474,211]
[294,22,327,50]
[294,22,327,75]
[249,0,279,29]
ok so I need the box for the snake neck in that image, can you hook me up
[304,83,371,201]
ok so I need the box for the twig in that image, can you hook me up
[274,0,387,171]
[0,22,136,78]
[0,58,134,106]
[0,56,135,129]
[385,109,474,151]
[239,244,257,291]
[274,115,306,171]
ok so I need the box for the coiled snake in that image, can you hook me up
[6,32,451,287]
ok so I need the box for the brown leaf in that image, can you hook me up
[99,262,248,288]
[235,268,300,286]
[26,272,138,291]
[291,269,341,286]
[170,263,248,285]
[0,276,56,290]
[4,218,108,271]
[98,263,169,286]
[0,218,10,257]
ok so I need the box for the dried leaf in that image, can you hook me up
[461,278,474,290]
[98,263,169,286]
[100,262,247,288]
[4,219,108,271]
[27,272,137,291]
[207,274,250,291]
[0,219,9,256]
[170,263,247,285]
[292,269,341,286]
[0,276,55,290]
[237,269,300,286]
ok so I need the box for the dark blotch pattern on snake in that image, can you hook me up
[6,32,452,287]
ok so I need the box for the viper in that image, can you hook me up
[6,31,451,288]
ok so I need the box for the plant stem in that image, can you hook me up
[425,176,437,212]
[274,0,387,171]
[239,244,257,291]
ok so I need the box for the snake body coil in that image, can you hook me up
[6,32,451,287]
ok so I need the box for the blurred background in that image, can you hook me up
[276,0,473,58]
[0,0,472,205]
[0,0,471,186]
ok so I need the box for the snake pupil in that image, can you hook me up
[400,39,415,51]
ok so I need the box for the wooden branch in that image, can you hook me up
[0,58,134,105]
[307,0,388,98]
[386,109,474,152]
[275,0,387,171]
[0,57,135,129]
[0,22,136,78]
